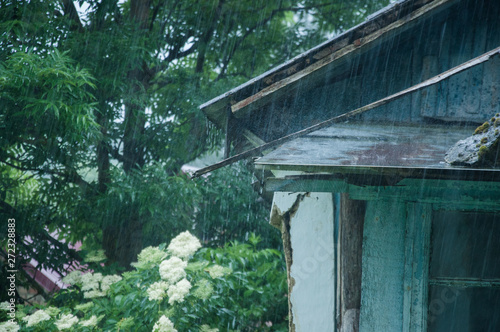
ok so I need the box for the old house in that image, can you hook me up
[196,0,500,331]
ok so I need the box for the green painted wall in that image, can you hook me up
[359,200,407,331]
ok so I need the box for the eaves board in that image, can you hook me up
[200,0,457,128]
[264,176,500,210]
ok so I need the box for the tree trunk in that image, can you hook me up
[101,0,151,268]
[195,0,224,74]
[102,214,143,268]
[96,106,110,194]
[123,99,146,173]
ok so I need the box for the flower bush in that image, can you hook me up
[0,232,288,331]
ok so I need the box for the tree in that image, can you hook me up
[0,0,390,301]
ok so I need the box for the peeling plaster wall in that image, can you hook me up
[271,192,336,331]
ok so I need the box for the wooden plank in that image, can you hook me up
[402,204,417,332]
[429,277,500,288]
[404,203,432,332]
[385,36,413,123]
[224,105,231,159]
[359,46,388,122]
[481,53,500,116]
[446,8,475,119]
[359,201,406,331]
[264,176,500,207]
[340,194,366,332]
[410,34,423,121]
[337,60,363,119]
[241,129,266,148]
[420,55,439,117]
[481,1,500,116]
[420,18,442,118]
[466,16,487,118]
[230,0,457,119]
[436,20,451,118]
[191,46,500,178]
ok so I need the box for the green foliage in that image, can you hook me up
[0,48,99,294]
[193,163,281,249]
[0,49,98,162]
[0,0,390,304]
[1,233,287,331]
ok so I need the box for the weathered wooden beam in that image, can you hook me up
[241,129,266,148]
[340,194,366,332]
[264,176,500,206]
[224,105,232,159]
[191,46,500,178]
[429,277,500,288]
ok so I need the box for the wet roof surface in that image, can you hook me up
[255,122,491,171]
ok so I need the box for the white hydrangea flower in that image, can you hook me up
[79,272,119,297]
[116,317,135,330]
[55,313,78,330]
[83,290,106,299]
[199,325,219,332]
[0,321,20,332]
[206,265,231,279]
[132,246,167,269]
[79,315,99,327]
[80,272,101,291]
[84,249,107,263]
[0,301,10,311]
[152,315,177,332]
[167,231,201,259]
[101,275,122,292]
[159,257,187,283]
[147,281,170,301]
[167,278,191,305]
[75,302,94,312]
[192,279,214,300]
[44,306,60,317]
[22,310,51,327]
[62,270,82,285]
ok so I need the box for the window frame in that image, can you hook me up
[404,203,500,332]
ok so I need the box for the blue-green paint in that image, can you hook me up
[359,201,406,331]
[404,203,432,332]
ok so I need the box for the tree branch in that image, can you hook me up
[35,230,83,263]
[60,0,84,32]
[0,158,92,190]
[0,200,17,215]
[216,8,278,81]
[195,0,225,73]
[109,146,126,163]
[215,2,340,80]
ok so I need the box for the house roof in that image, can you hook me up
[194,0,500,180]
[200,0,457,128]
[254,122,500,182]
